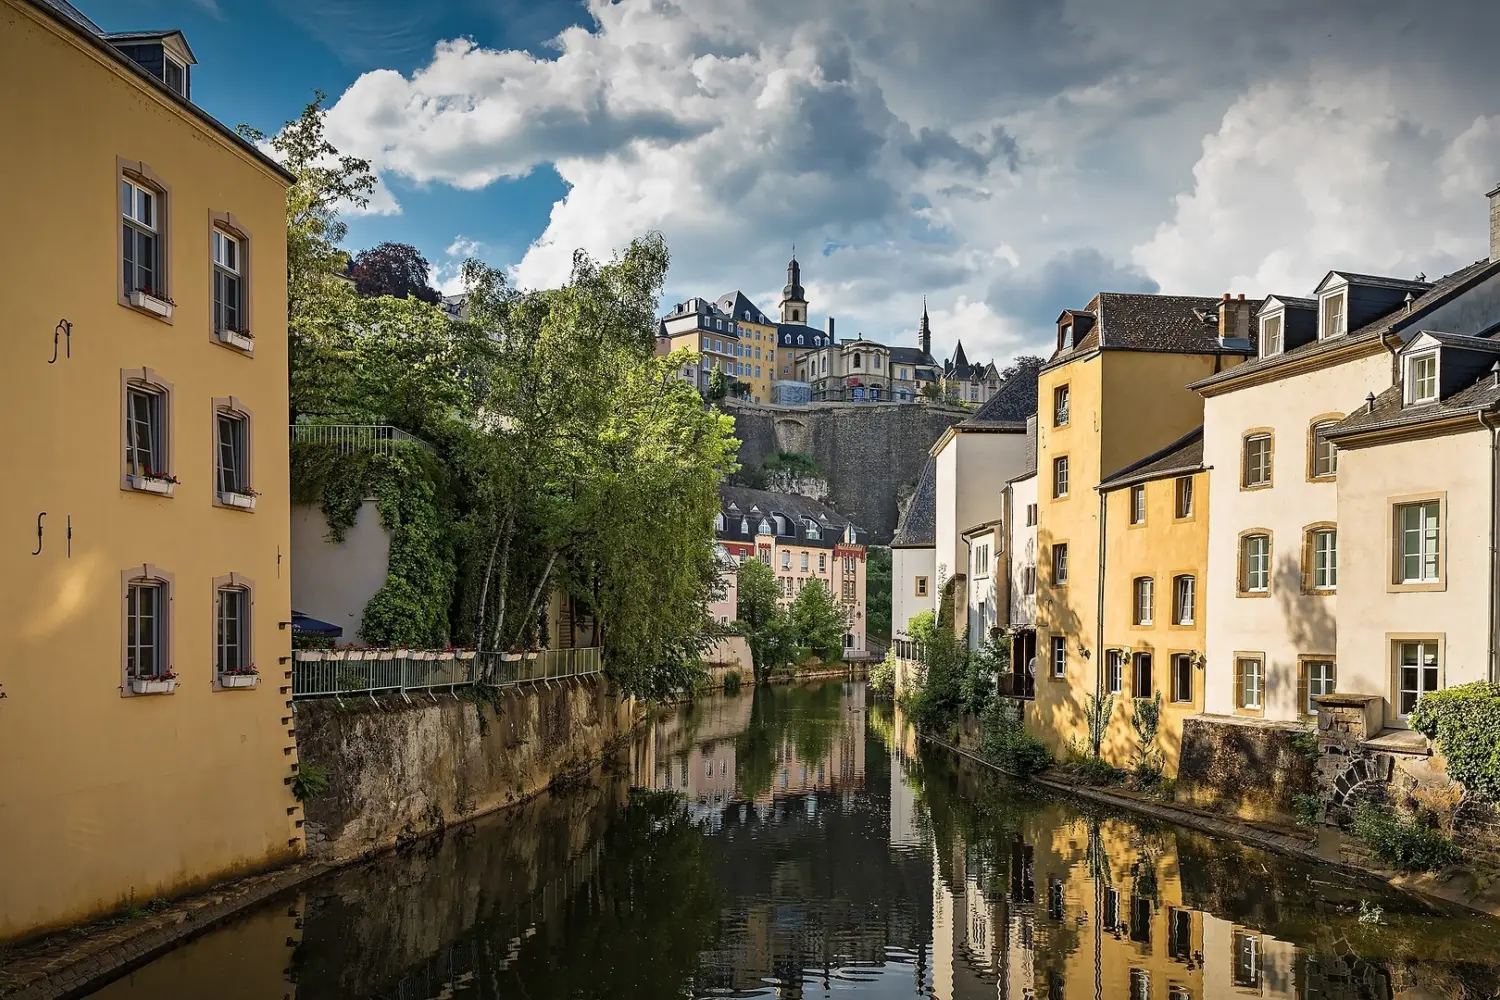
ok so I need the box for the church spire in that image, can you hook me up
[779,246,807,324]
[918,296,932,358]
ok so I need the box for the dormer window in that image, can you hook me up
[740,517,749,534]
[1261,314,1283,356]
[714,513,724,531]
[806,520,821,540]
[164,55,186,96]
[773,514,787,534]
[758,518,772,535]
[1405,353,1438,405]
[1321,292,1345,339]
[1059,322,1072,351]
[845,525,856,543]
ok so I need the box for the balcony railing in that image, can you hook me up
[290,423,434,455]
[291,646,602,700]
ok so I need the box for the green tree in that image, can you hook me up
[788,579,850,662]
[735,559,795,683]
[865,546,892,640]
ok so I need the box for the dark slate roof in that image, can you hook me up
[715,291,771,326]
[717,486,867,549]
[37,0,101,32]
[1418,330,1500,352]
[104,30,197,62]
[1008,416,1039,483]
[888,346,940,369]
[1323,271,1433,294]
[1265,294,1317,309]
[1098,426,1205,491]
[891,457,937,548]
[777,323,831,348]
[1328,331,1500,441]
[1046,293,1258,371]
[958,365,1039,429]
[1193,259,1500,392]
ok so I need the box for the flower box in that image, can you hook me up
[127,474,175,496]
[131,676,176,695]
[220,491,257,510]
[217,329,254,353]
[130,289,173,319]
[219,673,258,688]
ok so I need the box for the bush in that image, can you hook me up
[1293,793,1323,828]
[1408,682,1500,801]
[1351,801,1457,872]
[293,761,331,802]
[1061,741,1125,786]
[869,652,896,696]
[722,670,741,694]
[978,702,1052,776]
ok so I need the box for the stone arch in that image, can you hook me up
[1330,753,1393,809]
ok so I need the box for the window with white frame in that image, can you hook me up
[1133,577,1154,625]
[125,384,166,479]
[1241,534,1270,593]
[1261,313,1283,356]
[1311,528,1337,590]
[974,542,991,578]
[122,177,162,298]
[1396,501,1441,584]
[1235,656,1264,711]
[1130,485,1146,524]
[212,230,243,334]
[1175,476,1194,518]
[800,552,809,571]
[1132,652,1153,697]
[714,513,724,531]
[1395,641,1439,717]
[1233,931,1262,988]
[1405,352,1438,405]
[1053,384,1070,426]
[216,410,250,499]
[1320,292,1345,339]
[1105,650,1123,694]
[806,519,821,539]
[1311,420,1339,478]
[1027,503,1037,526]
[1050,636,1066,678]
[781,550,791,570]
[1242,433,1272,487]
[163,54,187,95]
[1304,659,1335,715]
[217,586,250,674]
[126,578,167,679]
[1052,543,1069,585]
[1173,574,1195,625]
[819,553,827,572]
[1053,456,1070,498]
[740,516,750,534]
[758,518,772,535]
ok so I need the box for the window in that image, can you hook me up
[215,409,250,500]
[1105,650,1123,694]
[1310,420,1338,479]
[1235,656,1264,712]
[1026,503,1038,526]
[1173,575,1195,625]
[1053,456,1070,498]
[800,552,809,571]
[715,340,722,353]
[714,513,724,531]
[874,355,882,369]
[1321,292,1345,339]
[125,384,166,480]
[702,336,709,350]
[741,516,750,534]
[1047,878,1064,921]
[212,229,243,335]
[1130,485,1146,525]
[126,579,166,679]
[818,553,827,572]
[216,585,250,675]
[1261,313,1283,356]
[974,542,991,578]
[851,354,860,369]
[1053,385,1070,426]
[1133,577,1154,625]
[781,551,790,569]
[1024,566,1036,595]
[1171,653,1193,704]
[1168,908,1193,961]
[1052,543,1068,585]
[163,54,186,95]
[1104,888,1120,930]
[1406,352,1438,404]
[1232,931,1261,988]
[1242,433,1272,488]
[1240,533,1270,594]
[797,335,804,345]
[1174,476,1193,518]
[1129,970,1150,1000]
[915,576,929,597]
[1395,641,1440,718]
[805,520,821,540]
[122,176,162,299]
[1301,658,1335,716]
[1133,652,1153,696]
[1311,528,1337,590]
[1050,635,1066,678]
[1059,322,1072,350]
[1396,500,1441,584]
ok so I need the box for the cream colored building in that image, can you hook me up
[1194,247,1500,724]
[795,335,895,402]
[1004,418,1039,679]
[891,456,938,641]
[660,293,779,403]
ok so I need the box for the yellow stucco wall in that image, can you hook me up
[1098,471,1209,776]
[669,316,777,403]
[0,2,298,939]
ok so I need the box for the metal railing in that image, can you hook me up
[291,647,602,700]
[290,423,434,455]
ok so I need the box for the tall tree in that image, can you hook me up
[788,579,850,662]
[350,242,441,304]
[736,559,793,683]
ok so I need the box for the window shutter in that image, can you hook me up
[1234,659,1245,708]
[1297,663,1309,717]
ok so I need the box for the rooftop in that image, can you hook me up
[1046,293,1258,371]
[1098,426,1205,491]
[891,457,937,548]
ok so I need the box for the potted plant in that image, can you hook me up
[128,469,179,495]
[220,487,259,510]
[130,670,178,695]
[130,286,175,319]
[217,325,255,353]
[219,665,258,688]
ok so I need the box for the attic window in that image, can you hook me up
[164,55,186,95]
[1320,292,1345,339]
[1059,322,1072,351]
[1261,314,1283,356]
[1405,352,1438,405]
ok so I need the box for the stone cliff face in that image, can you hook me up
[726,401,968,544]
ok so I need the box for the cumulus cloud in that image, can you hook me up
[316,0,1500,363]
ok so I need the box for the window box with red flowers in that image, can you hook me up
[127,471,179,496]
[130,670,177,695]
[216,325,254,354]
[219,666,258,689]
[130,287,175,319]
[219,487,259,510]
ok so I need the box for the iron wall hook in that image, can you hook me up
[33,512,45,555]
[48,320,72,365]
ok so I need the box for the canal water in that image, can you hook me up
[91,680,1500,998]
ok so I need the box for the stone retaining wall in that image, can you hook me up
[1174,714,1319,821]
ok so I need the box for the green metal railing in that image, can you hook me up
[291,647,602,700]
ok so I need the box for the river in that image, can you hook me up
[89,680,1500,998]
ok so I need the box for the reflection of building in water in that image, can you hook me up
[1202,915,1299,998]
[889,747,923,849]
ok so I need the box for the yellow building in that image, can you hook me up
[1031,295,1251,759]
[659,292,779,403]
[1,0,299,939]
[1096,429,1209,775]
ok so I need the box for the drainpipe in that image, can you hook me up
[1381,331,1402,385]
[1481,407,1500,683]
[1095,488,1108,702]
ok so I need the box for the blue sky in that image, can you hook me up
[90,0,1500,365]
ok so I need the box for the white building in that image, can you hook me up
[1005,416,1039,679]
[891,456,938,643]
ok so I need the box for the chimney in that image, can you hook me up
[1489,183,1500,263]
[826,316,835,340]
[1218,293,1251,344]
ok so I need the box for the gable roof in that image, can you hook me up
[1193,259,1500,394]
[1045,293,1257,371]
[1098,426,1205,491]
[957,366,1039,429]
[1262,294,1317,311]
[1314,270,1433,295]
[891,457,937,548]
[715,291,771,326]
[888,346,939,368]
[1328,329,1500,442]
[717,486,865,547]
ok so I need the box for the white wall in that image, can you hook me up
[1337,428,1493,727]
[290,500,390,645]
[934,430,1031,593]
[1203,352,1390,717]
[965,525,1001,649]
[893,545,936,637]
[1008,476,1037,626]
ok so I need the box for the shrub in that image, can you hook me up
[1408,682,1500,801]
[1293,793,1323,828]
[978,700,1052,776]
[1351,801,1457,872]
[293,761,331,802]
[869,652,896,697]
[722,670,741,694]
[1084,693,1114,758]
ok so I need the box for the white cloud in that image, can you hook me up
[445,235,483,258]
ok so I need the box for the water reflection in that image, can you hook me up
[85,681,1500,999]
